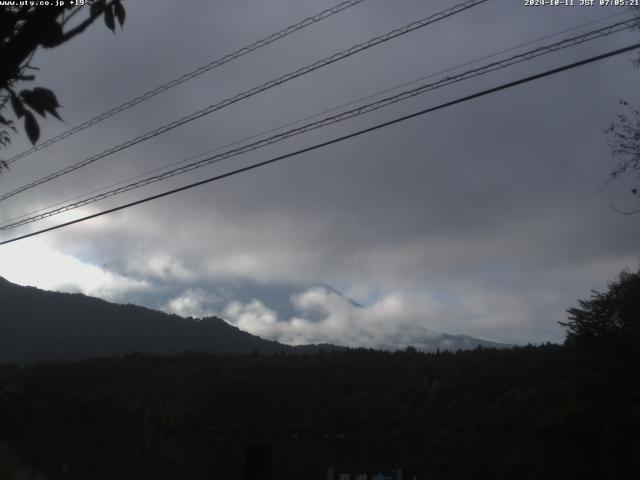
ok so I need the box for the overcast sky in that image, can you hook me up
[1,0,639,348]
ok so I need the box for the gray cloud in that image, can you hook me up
[1,0,639,347]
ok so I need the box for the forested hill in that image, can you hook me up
[0,276,335,363]
[1,345,639,478]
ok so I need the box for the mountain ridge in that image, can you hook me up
[0,277,509,363]
[0,277,338,363]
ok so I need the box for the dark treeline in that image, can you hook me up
[1,344,639,479]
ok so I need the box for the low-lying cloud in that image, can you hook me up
[0,237,150,302]
[222,286,529,348]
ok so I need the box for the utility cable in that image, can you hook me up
[3,0,368,166]
[0,0,489,203]
[1,42,638,246]
[2,9,630,227]
[1,17,636,230]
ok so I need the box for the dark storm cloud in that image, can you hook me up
[1,0,638,345]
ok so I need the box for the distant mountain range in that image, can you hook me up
[384,332,511,353]
[0,276,509,363]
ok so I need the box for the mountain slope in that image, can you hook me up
[0,276,307,363]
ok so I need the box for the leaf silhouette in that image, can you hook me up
[10,94,25,118]
[104,4,115,32]
[114,0,125,27]
[21,88,62,120]
[24,111,40,145]
[90,0,104,18]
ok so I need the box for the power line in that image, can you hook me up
[2,17,636,231]
[2,42,638,247]
[4,9,629,229]
[3,17,635,229]
[4,0,368,166]
[3,10,630,228]
[0,0,489,204]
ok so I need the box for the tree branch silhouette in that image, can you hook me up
[0,0,125,161]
